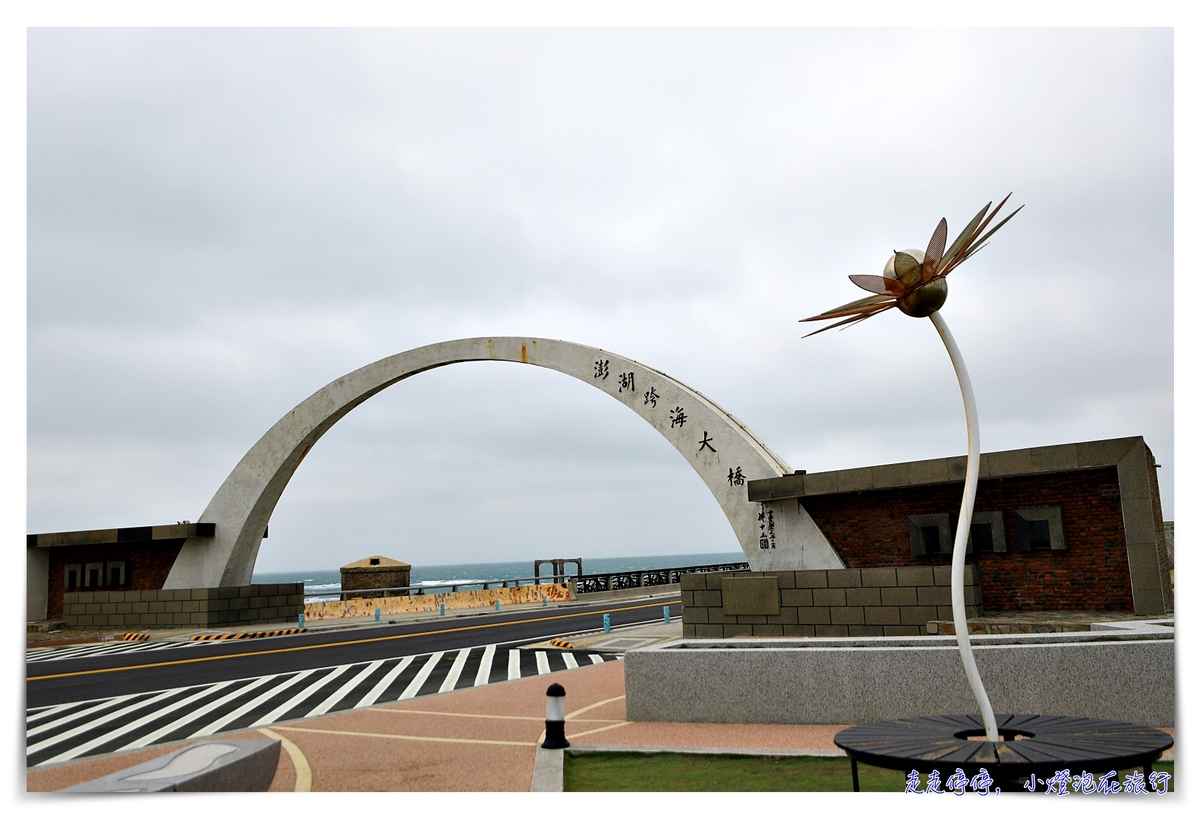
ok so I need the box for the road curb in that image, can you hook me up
[530,746,564,792]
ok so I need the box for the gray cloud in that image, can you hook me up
[28,28,1172,571]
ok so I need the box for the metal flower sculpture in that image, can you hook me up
[800,194,1022,336]
[801,195,1022,742]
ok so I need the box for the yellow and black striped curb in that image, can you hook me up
[548,638,574,649]
[189,628,306,642]
[118,633,151,642]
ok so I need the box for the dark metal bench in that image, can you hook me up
[835,714,1173,793]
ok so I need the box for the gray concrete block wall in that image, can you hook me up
[680,568,982,638]
[61,583,303,630]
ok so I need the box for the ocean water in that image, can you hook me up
[253,552,745,602]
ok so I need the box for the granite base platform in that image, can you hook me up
[624,626,1173,727]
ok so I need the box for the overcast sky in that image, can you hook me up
[25,27,1174,574]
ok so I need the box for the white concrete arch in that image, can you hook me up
[164,337,840,588]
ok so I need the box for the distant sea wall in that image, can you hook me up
[303,582,573,620]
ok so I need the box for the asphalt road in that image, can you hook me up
[27,595,680,708]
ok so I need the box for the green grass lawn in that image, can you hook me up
[562,751,1174,794]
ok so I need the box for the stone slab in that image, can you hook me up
[625,630,1174,726]
[721,576,780,616]
[62,739,280,792]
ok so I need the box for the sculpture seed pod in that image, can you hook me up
[884,249,949,317]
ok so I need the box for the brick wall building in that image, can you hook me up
[747,436,1171,615]
[27,523,301,628]
[27,523,219,621]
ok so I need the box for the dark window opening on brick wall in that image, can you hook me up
[106,561,127,586]
[65,564,80,590]
[1030,520,1051,550]
[921,526,940,553]
[1015,506,1065,552]
[84,562,103,588]
[952,511,1006,554]
[909,514,951,556]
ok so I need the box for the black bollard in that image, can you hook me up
[541,683,570,749]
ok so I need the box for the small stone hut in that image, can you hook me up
[340,555,412,599]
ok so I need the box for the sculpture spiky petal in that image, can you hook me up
[800,196,1021,336]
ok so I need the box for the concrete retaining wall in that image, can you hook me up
[625,631,1174,726]
[303,582,573,621]
[682,566,981,638]
[61,583,303,629]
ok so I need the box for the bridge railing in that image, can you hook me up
[572,562,749,594]
[325,561,749,602]
[334,574,565,601]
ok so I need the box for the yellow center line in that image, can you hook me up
[272,725,535,747]
[26,598,678,682]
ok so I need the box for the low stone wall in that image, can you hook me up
[61,584,303,629]
[625,630,1175,726]
[303,582,573,621]
[682,566,982,638]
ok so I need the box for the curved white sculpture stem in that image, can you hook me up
[929,311,999,742]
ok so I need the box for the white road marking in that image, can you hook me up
[251,665,352,727]
[354,656,415,709]
[398,652,444,700]
[27,689,179,757]
[42,680,244,765]
[309,660,384,717]
[438,649,471,693]
[192,670,319,739]
[473,644,496,687]
[27,645,612,767]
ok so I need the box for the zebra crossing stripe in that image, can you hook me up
[27,693,145,738]
[27,689,180,757]
[473,645,495,687]
[27,646,618,767]
[195,670,318,738]
[439,649,470,694]
[309,660,384,718]
[253,665,353,727]
[398,652,444,700]
[127,675,276,748]
[354,656,414,710]
[38,680,244,766]
[27,639,203,663]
